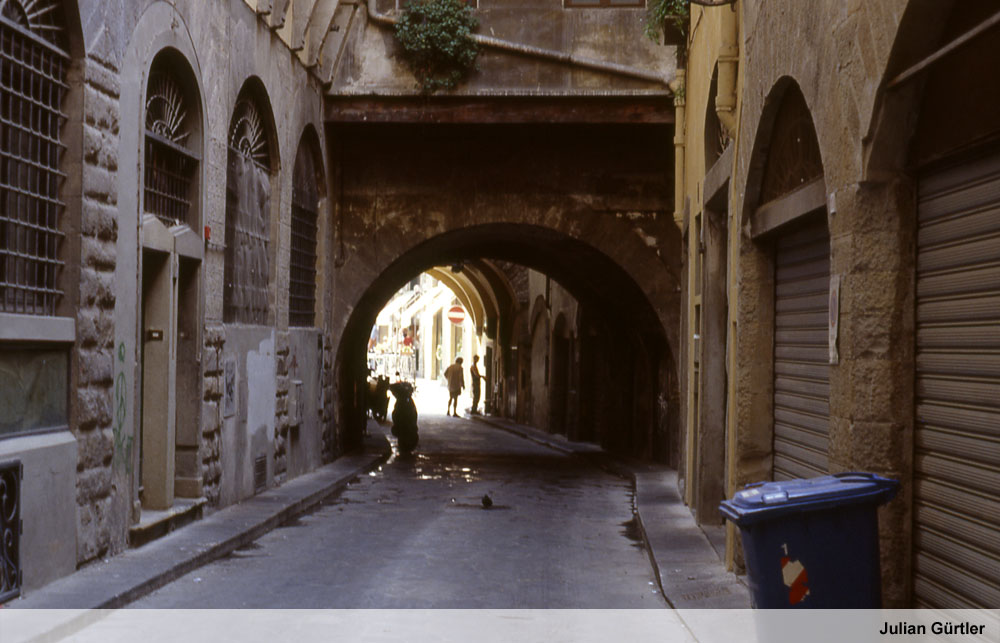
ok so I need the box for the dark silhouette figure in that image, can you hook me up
[390,381,419,454]
[470,355,485,414]
[367,375,390,421]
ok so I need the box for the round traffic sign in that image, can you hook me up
[447,305,466,325]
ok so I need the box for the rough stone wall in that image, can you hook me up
[274,329,291,479]
[74,48,124,564]
[729,0,913,605]
[320,332,337,460]
[201,324,226,506]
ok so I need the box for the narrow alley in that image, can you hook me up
[1,2,997,640]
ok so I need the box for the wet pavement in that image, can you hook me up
[129,404,667,608]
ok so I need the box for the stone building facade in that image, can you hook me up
[1,0,688,598]
[677,0,999,608]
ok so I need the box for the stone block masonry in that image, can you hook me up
[202,324,226,506]
[73,53,125,565]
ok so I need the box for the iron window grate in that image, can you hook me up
[224,95,272,325]
[223,148,270,325]
[0,460,23,603]
[289,146,318,328]
[289,202,317,327]
[0,15,67,316]
[143,135,196,227]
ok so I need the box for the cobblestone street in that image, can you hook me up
[131,388,665,608]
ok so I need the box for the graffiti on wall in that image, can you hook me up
[224,358,237,418]
[112,342,134,474]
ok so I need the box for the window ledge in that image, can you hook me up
[0,313,75,342]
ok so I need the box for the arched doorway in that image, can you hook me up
[869,0,1000,609]
[744,79,830,481]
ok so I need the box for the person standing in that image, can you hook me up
[470,355,485,414]
[444,357,465,417]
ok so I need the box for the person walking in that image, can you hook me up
[444,357,465,417]
[470,355,485,414]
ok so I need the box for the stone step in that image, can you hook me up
[129,498,207,549]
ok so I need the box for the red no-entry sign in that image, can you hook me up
[447,306,466,325]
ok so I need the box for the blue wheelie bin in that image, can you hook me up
[719,472,898,608]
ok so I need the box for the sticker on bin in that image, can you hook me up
[780,545,810,605]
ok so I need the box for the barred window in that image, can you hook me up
[289,141,318,328]
[144,65,197,227]
[224,94,272,324]
[0,0,68,316]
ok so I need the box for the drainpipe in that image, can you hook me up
[671,70,686,230]
[715,4,738,137]
[365,0,674,86]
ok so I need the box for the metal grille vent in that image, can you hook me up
[0,460,23,603]
[253,455,267,494]
[289,144,318,327]
[0,0,65,49]
[0,9,68,315]
[229,98,269,171]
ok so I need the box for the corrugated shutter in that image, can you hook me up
[915,148,1000,609]
[773,217,830,480]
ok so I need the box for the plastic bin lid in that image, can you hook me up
[719,472,899,525]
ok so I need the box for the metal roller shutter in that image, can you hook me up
[915,148,1000,609]
[773,217,831,480]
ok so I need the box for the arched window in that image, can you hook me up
[289,136,319,327]
[0,0,69,315]
[144,54,198,227]
[758,85,823,204]
[224,88,273,324]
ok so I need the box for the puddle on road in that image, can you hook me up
[414,462,479,482]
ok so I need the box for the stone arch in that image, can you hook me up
[112,4,211,526]
[143,47,205,227]
[861,0,1000,609]
[734,75,831,486]
[742,77,826,224]
[332,222,678,461]
[862,0,958,180]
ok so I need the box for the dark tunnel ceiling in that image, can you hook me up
[346,223,668,356]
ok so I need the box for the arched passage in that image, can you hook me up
[865,0,1000,609]
[738,78,831,483]
[333,223,678,464]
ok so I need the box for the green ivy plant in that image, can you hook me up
[645,0,689,60]
[394,0,480,93]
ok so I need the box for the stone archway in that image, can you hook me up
[331,222,679,464]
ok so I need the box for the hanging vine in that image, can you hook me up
[394,0,479,93]
[645,0,689,62]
